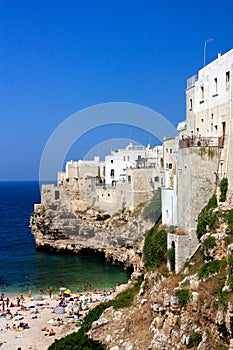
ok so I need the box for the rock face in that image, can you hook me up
[87,215,233,349]
[89,271,233,349]
[30,203,154,271]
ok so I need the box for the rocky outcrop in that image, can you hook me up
[30,204,153,271]
[89,270,233,349]
[87,214,233,349]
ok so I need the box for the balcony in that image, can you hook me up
[186,75,197,89]
[179,136,223,148]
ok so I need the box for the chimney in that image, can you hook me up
[218,51,221,58]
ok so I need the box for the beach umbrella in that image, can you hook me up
[64,289,71,295]
[54,306,65,314]
[32,294,44,301]
[59,287,66,292]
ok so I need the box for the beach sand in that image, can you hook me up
[0,287,120,350]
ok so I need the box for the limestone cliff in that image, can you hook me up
[88,210,233,350]
[30,203,154,271]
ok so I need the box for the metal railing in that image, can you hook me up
[179,136,223,148]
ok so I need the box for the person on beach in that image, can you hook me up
[48,286,54,298]
[39,287,44,294]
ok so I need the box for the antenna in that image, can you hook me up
[204,38,214,67]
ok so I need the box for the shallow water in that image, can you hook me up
[0,181,130,296]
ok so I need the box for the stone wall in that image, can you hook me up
[177,146,220,242]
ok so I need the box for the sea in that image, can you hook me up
[0,181,130,296]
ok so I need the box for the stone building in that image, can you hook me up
[163,48,233,272]
[41,143,164,214]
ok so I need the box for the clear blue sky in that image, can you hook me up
[1,0,232,180]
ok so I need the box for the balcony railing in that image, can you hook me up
[179,136,223,148]
[186,75,197,89]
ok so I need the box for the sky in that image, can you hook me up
[0,0,233,180]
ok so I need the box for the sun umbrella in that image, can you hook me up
[54,306,65,314]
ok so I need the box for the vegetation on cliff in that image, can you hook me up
[49,197,233,349]
[196,194,218,239]
[219,177,228,202]
[142,222,167,270]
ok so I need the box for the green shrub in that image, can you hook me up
[187,332,202,348]
[223,209,233,234]
[202,236,216,252]
[219,178,228,202]
[143,224,167,270]
[198,259,222,279]
[167,248,175,272]
[196,195,219,239]
[175,289,192,308]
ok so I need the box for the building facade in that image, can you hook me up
[162,48,233,272]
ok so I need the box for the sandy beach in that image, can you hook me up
[0,287,119,350]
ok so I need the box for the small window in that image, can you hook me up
[111,160,113,163]
[123,156,125,161]
[166,163,168,169]
[215,125,218,130]
[170,149,172,153]
[169,163,172,169]
[190,98,193,110]
[108,193,110,197]
[110,169,114,177]
[211,123,213,132]
[201,85,204,100]
[197,128,199,132]
[128,156,130,161]
[154,176,159,182]
[226,71,230,82]
[166,148,168,153]
[201,118,204,123]
[214,77,218,95]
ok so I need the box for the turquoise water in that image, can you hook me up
[0,181,130,296]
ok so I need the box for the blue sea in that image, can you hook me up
[0,181,130,296]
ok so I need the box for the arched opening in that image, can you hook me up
[168,241,176,272]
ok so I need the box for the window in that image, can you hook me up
[166,148,168,153]
[123,156,125,161]
[110,169,114,177]
[197,128,199,132]
[211,123,213,132]
[169,163,172,169]
[154,176,159,182]
[201,118,204,123]
[213,78,218,96]
[200,85,204,101]
[170,149,172,153]
[226,71,230,83]
[111,160,113,163]
[166,163,168,169]
[189,98,193,110]
[128,156,130,161]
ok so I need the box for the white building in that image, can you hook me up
[105,143,163,185]
[162,48,233,272]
